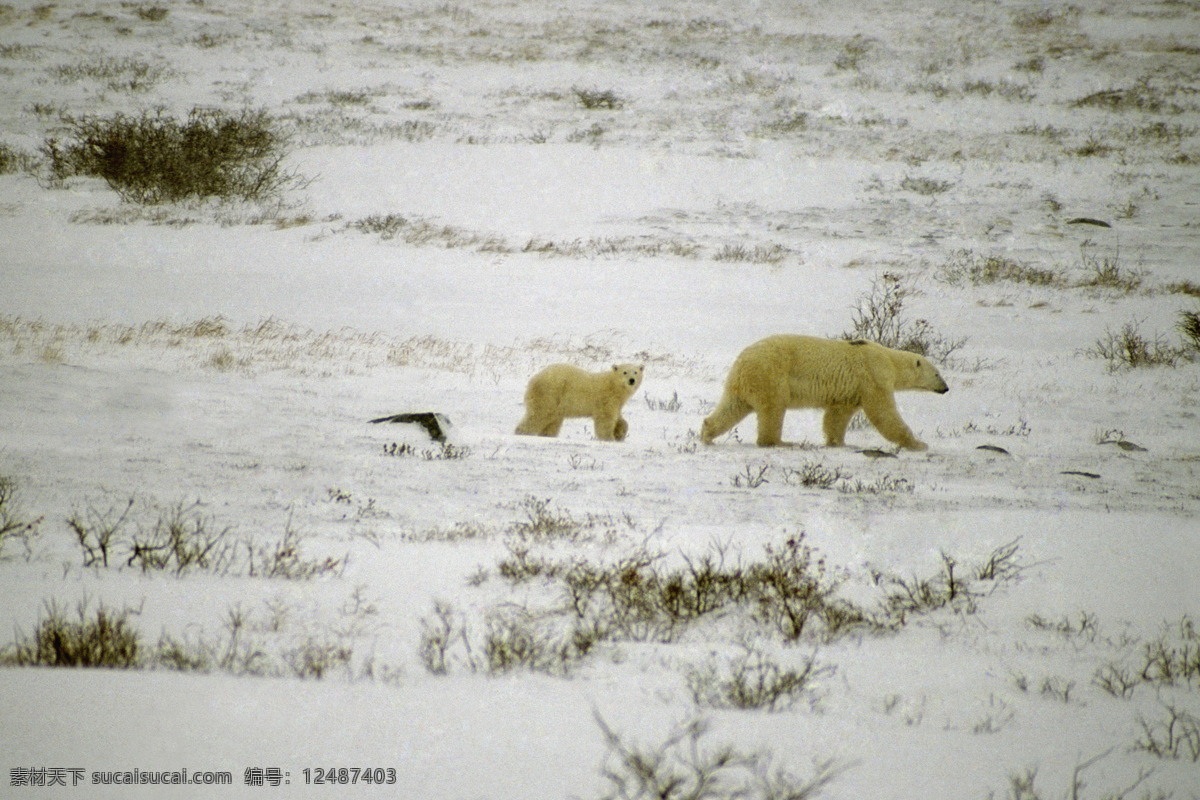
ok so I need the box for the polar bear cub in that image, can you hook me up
[516,363,644,441]
[701,335,948,450]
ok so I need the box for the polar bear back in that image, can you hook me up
[725,335,944,409]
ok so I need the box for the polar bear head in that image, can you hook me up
[899,352,949,394]
[612,363,644,391]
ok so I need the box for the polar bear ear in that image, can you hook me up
[612,364,620,371]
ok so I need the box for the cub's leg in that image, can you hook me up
[613,417,629,441]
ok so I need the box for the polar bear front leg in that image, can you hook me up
[613,416,629,441]
[700,395,751,444]
[593,411,622,441]
[862,396,926,451]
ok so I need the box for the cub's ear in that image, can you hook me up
[612,364,620,371]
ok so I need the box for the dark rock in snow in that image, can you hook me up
[369,411,451,442]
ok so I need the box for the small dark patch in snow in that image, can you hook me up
[369,411,451,442]
[1100,439,1147,452]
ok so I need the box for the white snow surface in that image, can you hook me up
[1,0,1199,798]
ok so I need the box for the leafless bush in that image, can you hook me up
[1139,616,1200,688]
[67,497,342,580]
[1134,703,1200,762]
[68,497,136,568]
[0,476,42,560]
[247,518,346,580]
[686,641,830,712]
[284,636,353,680]
[1077,243,1142,293]
[874,549,999,623]
[731,463,770,489]
[1093,664,1138,699]
[845,272,966,361]
[782,462,849,490]
[1089,319,1184,370]
[127,501,239,576]
[592,715,843,800]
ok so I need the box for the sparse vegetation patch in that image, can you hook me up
[49,57,168,92]
[424,527,1023,676]
[1072,80,1178,114]
[1,599,142,669]
[68,496,344,580]
[591,715,843,800]
[936,250,1065,288]
[686,641,830,712]
[1088,319,1189,371]
[574,88,624,110]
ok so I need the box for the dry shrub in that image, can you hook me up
[43,108,299,204]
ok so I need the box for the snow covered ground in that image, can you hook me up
[1,0,1198,797]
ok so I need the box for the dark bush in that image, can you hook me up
[2,601,142,669]
[1179,308,1200,351]
[44,108,298,204]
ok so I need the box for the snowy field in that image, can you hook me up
[1,0,1199,797]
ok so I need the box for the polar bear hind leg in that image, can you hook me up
[753,402,786,447]
[515,410,563,437]
[822,404,859,447]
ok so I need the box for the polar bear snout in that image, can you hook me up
[627,377,637,386]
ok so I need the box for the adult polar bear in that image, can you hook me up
[701,335,948,450]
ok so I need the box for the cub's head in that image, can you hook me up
[612,363,644,392]
[903,353,949,394]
